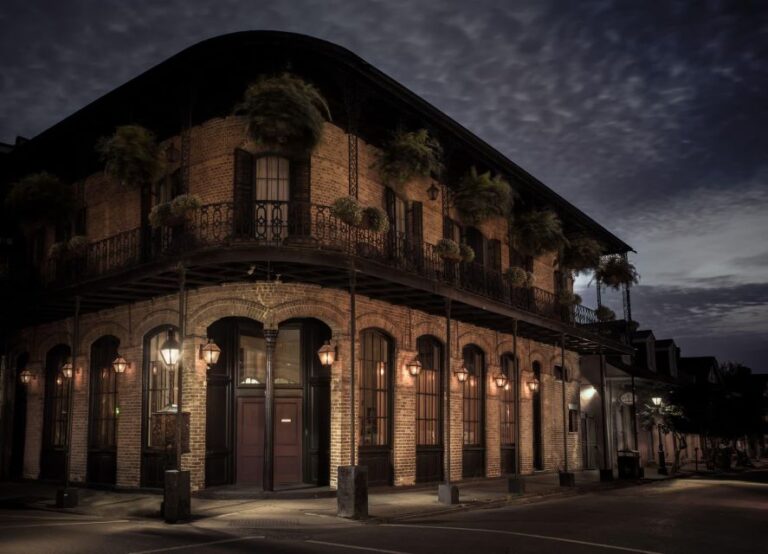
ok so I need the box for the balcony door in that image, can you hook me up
[87,336,119,486]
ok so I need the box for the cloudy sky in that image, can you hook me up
[1,0,766,370]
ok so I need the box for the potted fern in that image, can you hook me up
[149,194,201,228]
[459,243,475,263]
[506,266,534,288]
[374,128,443,185]
[435,238,462,262]
[97,125,164,187]
[510,209,568,257]
[453,167,512,225]
[561,237,602,274]
[5,172,75,224]
[595,255,640,289]
[361,206,390,233]
[331,197,363,227]
[236,73,331,154]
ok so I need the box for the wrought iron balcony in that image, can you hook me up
[42,200,609,331]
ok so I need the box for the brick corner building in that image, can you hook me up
[0,31,634,492]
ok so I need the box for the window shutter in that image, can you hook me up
[410,201,423,265]
[233,149,253,236]
[289,156,311,235]
[385,187,396,231]
[443,216,452,239]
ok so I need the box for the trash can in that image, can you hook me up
[617,450,641,479]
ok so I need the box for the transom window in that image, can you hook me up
[416,336,442,447]
[360,329,391,447]
[462,344,485,446]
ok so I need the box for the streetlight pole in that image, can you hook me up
[652,397,667,475]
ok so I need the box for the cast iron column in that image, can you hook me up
[263,328,278,491]
[437,298,458,504]
[349,268,356,464]
[175,266,186,471]
[561,334,568,472]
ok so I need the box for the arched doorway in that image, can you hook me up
[87,335,119,486]
[40,344,70,481]
[532,360,544,470]
[140,326,179,488]
[359,329,394,487]
[205,317,331,488]
[462,344,485,478]
[415,335,443,483]
[500,353,517,474]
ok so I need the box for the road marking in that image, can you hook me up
[384,524,664,554]
[306,540,412,554]
[0,519,130,530]
[127,535,265,553]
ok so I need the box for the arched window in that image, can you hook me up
[462,345,484,447]
[416,336,442,447]
[142,326,179,488]
[41,344,71,481]
[532,360,543,470]
[88,335,120,485]
[360,329,392,447]
[500,354,517,446]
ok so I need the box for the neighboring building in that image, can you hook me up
[0,32,633,492]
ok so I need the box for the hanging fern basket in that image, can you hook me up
[5,172,75,224]
[237,73,331,154]
[561,237,602,274]
[505,266,534,288]
[375,128,443,186]
[510,209,568,257]
[595,256,640,290]
[453,167,512,225]
[435,238,462,262]
[97,124,164,187]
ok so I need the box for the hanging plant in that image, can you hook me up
[331,196,363,227]
[236,73,331,154]
[435,238,462,262]
[459,243,475,263]
[48,242,67,261]
[505,266,534,288]
[361,206,390,233]
[97,124,164,187]
[5,172,75,223]
[561,237,602,274]
[67,235,89,258]
[557,291,582,307]
[595,255,640,290]
[453,167,512,225]
[374,128,443,185]
[595,306,616,322]
[170,194,201,218]
[148,202,173,228]
[509,209,568,257]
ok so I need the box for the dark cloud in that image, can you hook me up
[1,0,767,368]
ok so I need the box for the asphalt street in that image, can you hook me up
[0,472,765,554]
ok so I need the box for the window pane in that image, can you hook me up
[360,330,390,447]
[239,334,266,385]
[146,330,179,448]
[275,328,301,385]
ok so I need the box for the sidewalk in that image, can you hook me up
[0,469,670,525]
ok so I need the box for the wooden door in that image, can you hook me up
[236,397,264,484]
[40,345,70,481]
[275,398,302,485]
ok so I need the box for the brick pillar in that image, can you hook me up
[23,361,43,479]
[393,349,416,486]
[329,335,350,489]
[519,368,534,474]
[116,344,142,488]
[446,356,463,482]
[485,365,501,477]
[69,354,88,483]
[182,337,207,491]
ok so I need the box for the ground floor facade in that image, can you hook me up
[5,281,585,492]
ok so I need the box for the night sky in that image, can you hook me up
[1,1,766,371]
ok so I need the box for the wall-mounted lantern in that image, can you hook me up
[199,338,222,368]
[527,379,540,393]
[651,396,662,407]
[61,360,75,379]
[112,355,130,374]
[494,372,508,389]
[19,369,34,384]
[407,358,422,377]
[454,364,469,383]
[427,182,440,202]
[317,341,336,368]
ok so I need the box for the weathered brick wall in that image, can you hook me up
[16,281,585,490]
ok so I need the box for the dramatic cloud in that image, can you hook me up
[1,0,766,369]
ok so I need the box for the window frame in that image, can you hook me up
[416,335,443,447]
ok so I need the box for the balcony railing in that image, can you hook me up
[43,201,606,330]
